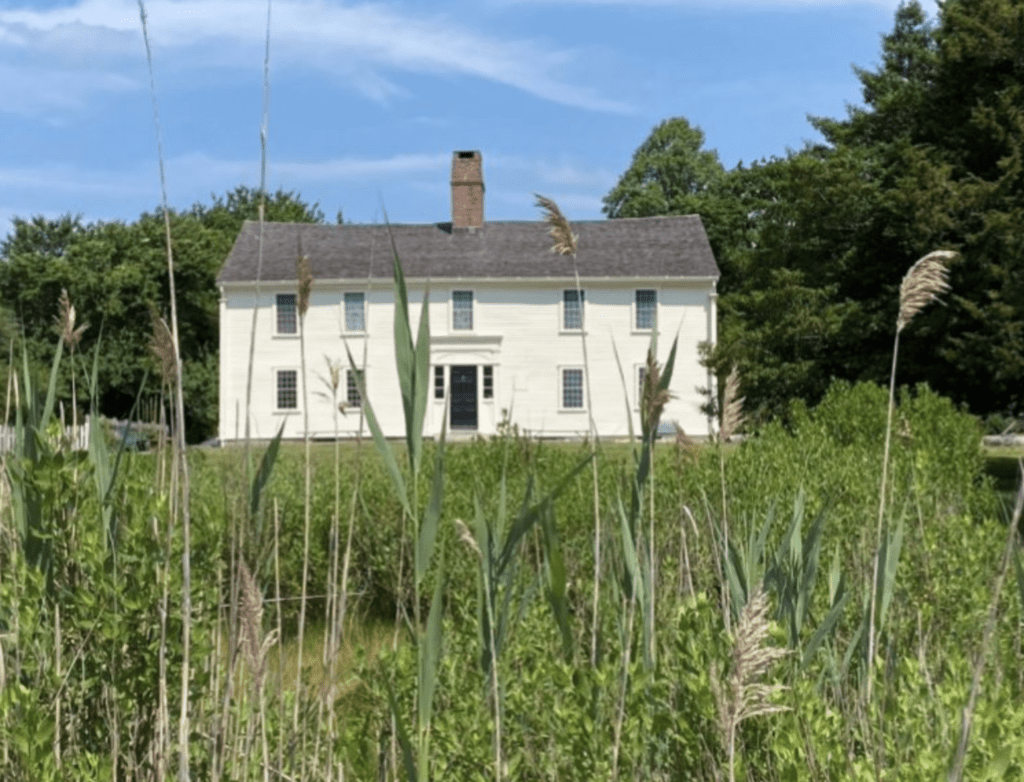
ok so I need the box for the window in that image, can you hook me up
[434,365,445,400]
[346,368,363,408]
[635,289,657,330]
[453,291,473,330]
[344,292,365,332]
[638,366,647,406]
[563,289,584,330]
[483,366,494,399]
[276,370,298,410]
[276,294,297,335]
[561,368,584,410]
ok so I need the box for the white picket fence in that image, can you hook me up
[0,416,167,454]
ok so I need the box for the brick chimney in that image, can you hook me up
[451,150,484,232]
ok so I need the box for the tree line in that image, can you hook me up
[0,188,325,442]
[606,0,1024,426]
[2,0,1022,440]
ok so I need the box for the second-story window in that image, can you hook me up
[276,293,297,334]
[344,292,365,332]
[453,290,473,330]
[563,289,584,330]
[635,289,657,330]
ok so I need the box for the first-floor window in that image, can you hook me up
[483,365,494,399]
[347,368,363,408]
[434,365,445,400]
[561,368,584,409]
[277,370,298,410]
[638,366,647,406]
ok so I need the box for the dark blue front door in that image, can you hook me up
[450,365,478,429]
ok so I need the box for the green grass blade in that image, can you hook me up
[419,547,446,736]
[416,404,446,585]
[611,337,636,444]
[496,453,593,573]
[617,494,643,608]
[385,222,418,469]
[345,341,410,517]
[386,682,417,782]
[657,333,679,392]
[250,418,286,526]
[409,283,431,475]
[802,591,849,669]
[877,517,904,632]
[40,336,64,430]
[540,503,573,661]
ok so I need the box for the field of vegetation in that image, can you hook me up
[3,239,1024,782]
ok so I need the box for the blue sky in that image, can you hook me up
[0,0,934,239]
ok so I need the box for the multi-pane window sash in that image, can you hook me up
[636,289,657,330]
[563,289,584,330]
[453,291,473,330]
[347,369,363,408]
[277,294,297,334]
[483,366,494,399]
[562,368,584,409]
[434,365,445,400]
[638,366,646,406]
[277,370,298,409]
[344,292,365,332]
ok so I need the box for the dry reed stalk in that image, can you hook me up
[642,345,674,664]
[273,498,285,779]
[869,250,954,702]
[712,585,788,782]
[136,4,194,776]
[535,194,603,666]
[718,366,745,633]
[293,235,314,782]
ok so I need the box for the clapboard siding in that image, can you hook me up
[219,278,716,441]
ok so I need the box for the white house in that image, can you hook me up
[217,151,720,441]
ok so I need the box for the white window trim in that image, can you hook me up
[632,288,659,334]
[558,365,587,413]
[451,289,475,333]
[274,367,301,413]
[342,291,367,335]
[274,293,299,338]
[559,288,586,334]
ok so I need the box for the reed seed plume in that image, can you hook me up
[713,585,788,782]
[534,194,578,257]
[720,366,745,442]
[296,236,313,317]
[641,347,674,437]
[454,518,481,560]
[238,559,276,695]
[54,288,88,349]
[149,309,177,388]
[897,250,955,332]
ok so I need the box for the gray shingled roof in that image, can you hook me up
[216,215,719,283]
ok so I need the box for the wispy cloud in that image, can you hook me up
[0,0,628,114]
